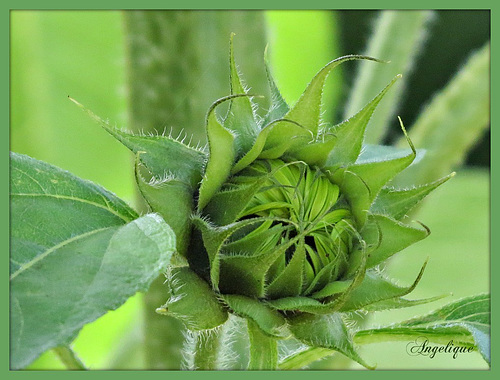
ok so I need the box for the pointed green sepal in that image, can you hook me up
[135,160,194,256]
[223,34,260,155]
[340,261,428,312]
[290,135,337,167]
[198,97,237,211]
[288,313,374,369]
[362,294,448,312]
[157,267,228,331]
[231,118,311,174]
[222,294,290,338]
[69,97,205,188]
[285,55,384,138]
[326,75,401,168]
[330,122,416,226]
[370,173,455,220]
[361,214,430,268]
[262,45,289,124]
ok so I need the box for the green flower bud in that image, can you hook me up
[96,38,454,368]
[205,158,355,300]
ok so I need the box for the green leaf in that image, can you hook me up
[222,295,289,338]
[70,98,206,188]
[135,164,194,257]
[10,152,137,276]
[288,313,373,369]
[355,294,490,365]
[10,213,175,369]
[198,97,237,210]
[370,173,454,220]
[340,263,427,312]
[223,33,260,155]
[361,214,430,268]
[157,267,228,331]
[344,10,434,144]
[395,43,490,186]
[326,75,401,167]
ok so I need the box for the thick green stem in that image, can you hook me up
[52,346,86,370]
[192,329,223,370]
[247,319,278,370]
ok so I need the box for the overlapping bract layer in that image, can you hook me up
[90,40,452,367]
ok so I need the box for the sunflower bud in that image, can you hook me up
[103,38,453,368]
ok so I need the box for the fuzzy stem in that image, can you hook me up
[344,10,433,144]
[247,319,278,370]
[142,277,186,369]
[192,329,224,370]
[52,346,86,370]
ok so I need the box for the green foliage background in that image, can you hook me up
[10,10,489,369]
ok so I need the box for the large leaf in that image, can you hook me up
[10,152,137,277]
[10,213,175,369]
[355,294,490,365]
[10,153,176,369]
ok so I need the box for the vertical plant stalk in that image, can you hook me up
[344,10,433,144]
[192,329,224,370]
[395,42,490,186]
[247,320,278,370]
[122,10,268,369]
[52,346,87,370]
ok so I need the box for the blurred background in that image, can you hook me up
[10,10,490,370]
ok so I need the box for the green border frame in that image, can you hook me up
[3,1,495,378]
